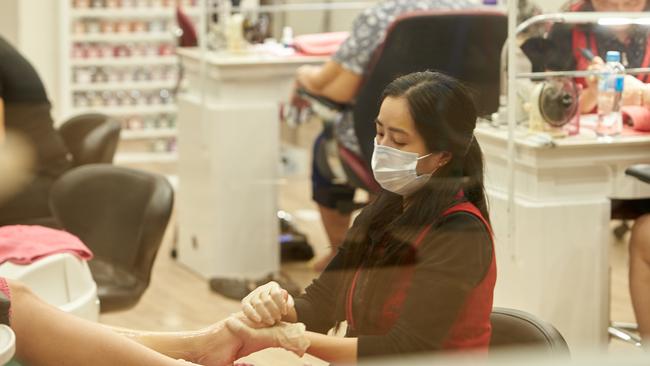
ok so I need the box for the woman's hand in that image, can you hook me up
[241,281,296,326]
[580,57,604,113]
[585,56,605,90]
[621,75,650,108]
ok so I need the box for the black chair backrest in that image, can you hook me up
[353,10,507,164]
[626,164,650,185]
[49,164,174,284]
[58,114,121,167]
[490,307,570,356]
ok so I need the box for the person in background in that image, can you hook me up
[542,0,650,112]
[233,72,496,363]
[294,0,474,271]
[0,35,72,225]
[630,212,650,346]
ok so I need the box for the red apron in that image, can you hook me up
[345,201,497,351]
[571,1,650,85]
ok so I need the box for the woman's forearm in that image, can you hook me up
[305,332,358,365]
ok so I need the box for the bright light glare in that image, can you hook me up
[598,17,632,26]
[634,18,650,25]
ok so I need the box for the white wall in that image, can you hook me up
[535,0,570,12]
[279,0,376,36]
[0,0,61,120]
[0,1,19,45]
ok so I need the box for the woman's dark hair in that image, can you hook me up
[332,71,489,330]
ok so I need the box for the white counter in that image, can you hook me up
[476,122,650,349]
[175,48,326,280]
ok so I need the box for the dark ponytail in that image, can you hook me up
[461,137,490,224]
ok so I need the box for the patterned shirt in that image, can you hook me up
[332,0,474,75]
[331,0,474,154]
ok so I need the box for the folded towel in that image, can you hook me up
[0,225,93,265]
[293,32,349,56]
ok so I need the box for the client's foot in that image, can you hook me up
[190,321,244,366]
[190,314,283,365]
[225,317,310,358]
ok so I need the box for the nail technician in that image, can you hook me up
[230,71,496,363]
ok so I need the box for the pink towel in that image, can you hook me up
[293,32,349,56]
[622,106,650,132]
[0,225,93,265]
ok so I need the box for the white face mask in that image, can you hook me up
[371,141,434,196]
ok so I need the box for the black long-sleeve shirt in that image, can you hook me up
[294,209,492,358]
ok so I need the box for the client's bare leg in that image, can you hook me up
[314,204,351,271]
[112,321,244,366]
[9,280,259,366]
[11,280,196,365]
[630,214,650,345]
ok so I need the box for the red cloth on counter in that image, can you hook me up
[622,106,650,132]
[0,225,93,265]
[293,32,349,56]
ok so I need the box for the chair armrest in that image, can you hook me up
[626,164,650,185]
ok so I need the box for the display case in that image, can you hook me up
[60,0,202,169]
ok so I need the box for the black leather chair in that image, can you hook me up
[58,113,121,167]
[301,10,507,210]
[1,114,121,228]
[49,164,174,313]
[490,307,570,356]
[609,164,650,347]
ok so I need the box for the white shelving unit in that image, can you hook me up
[70,56,179,66]
[70,80,177,92]
[70,7,201,19]
[70,104,178,115]
[114,151,179,164]
[121,127,177,140]
[71,32,175,42]
[60,0,202,170]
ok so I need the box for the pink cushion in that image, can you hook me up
[293,32,349,56]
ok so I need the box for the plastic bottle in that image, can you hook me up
[596,51,625,137]
[281,26,294,48]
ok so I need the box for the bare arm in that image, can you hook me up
[8,280,254,366]
[296,60,362,104]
